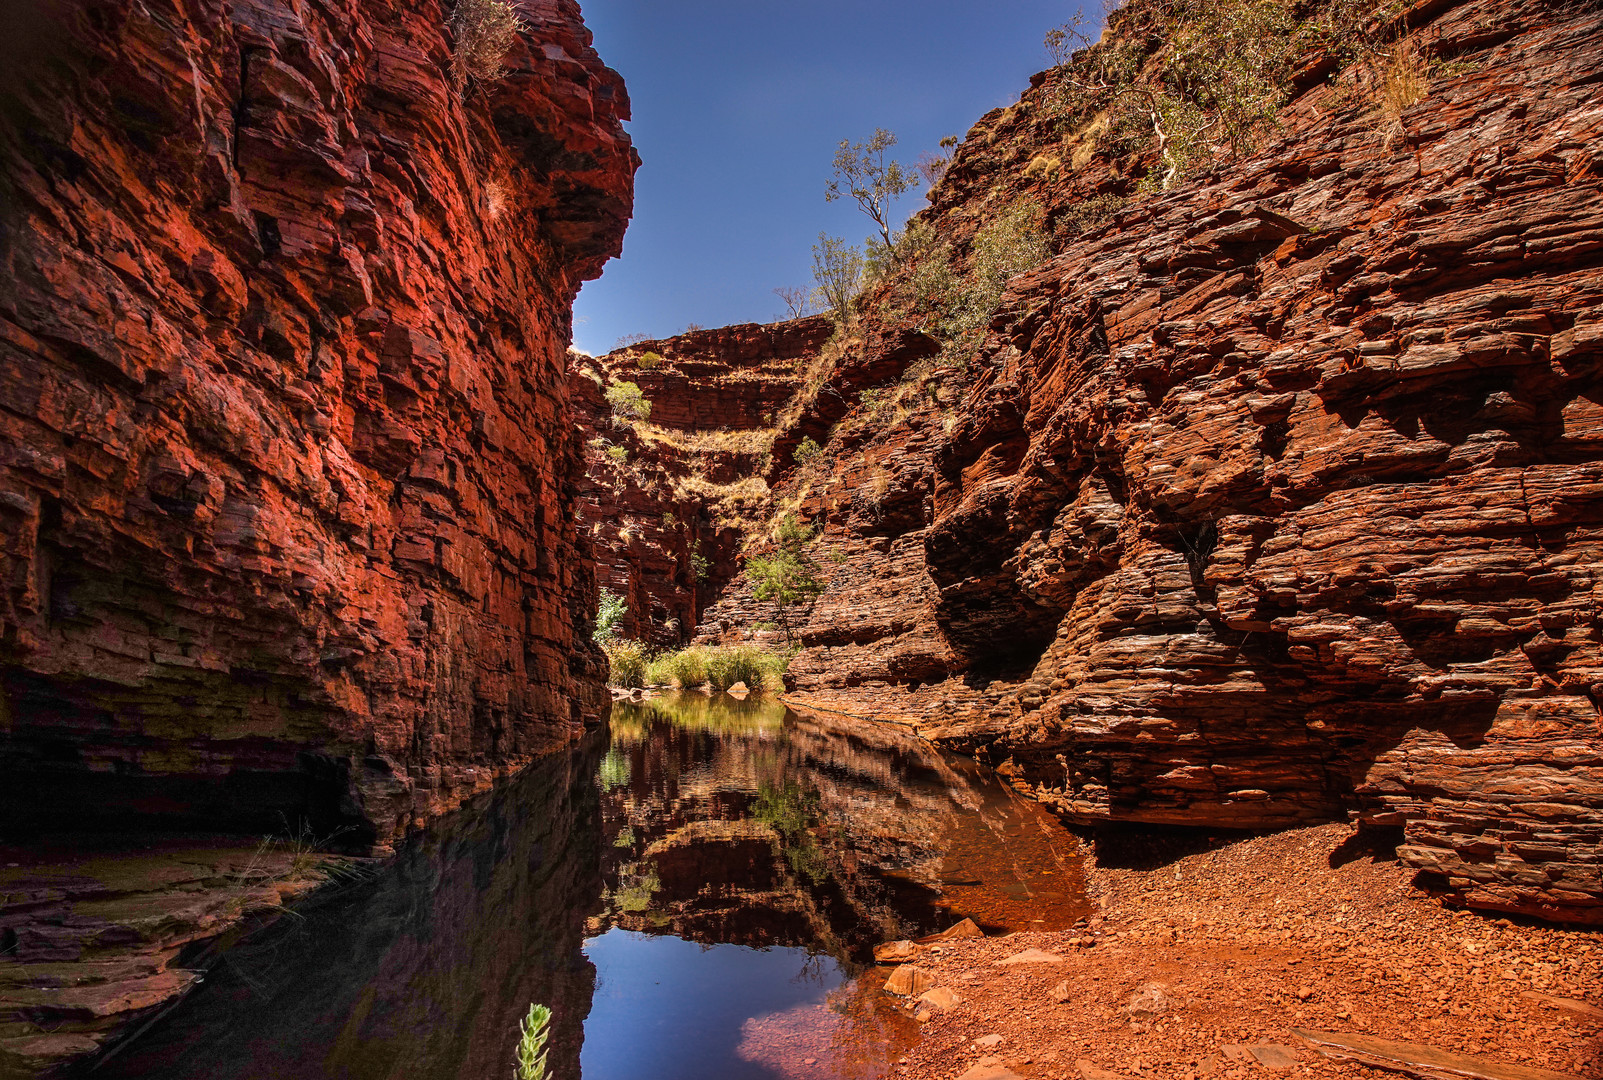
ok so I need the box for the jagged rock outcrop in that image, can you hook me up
[697,0,1603,923]
[571,318,827,644]
[0,0,636,849]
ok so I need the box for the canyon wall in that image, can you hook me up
[0,0,635,850]
[571,317,827,644]
[696,0,1603,923]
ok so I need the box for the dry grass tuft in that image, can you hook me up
[449,0,524,93]
[1378,40,1429,144]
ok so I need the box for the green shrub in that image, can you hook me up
[748,515,824,643]
[669,648,710,688]
[792,436,822,466]
[644,653,673,687]
[605,380,651,421]
[706,646,785,692]
[899,200,1045,366]
[812,233,863,325]
[605,639,648,688]
[1046,0,1313,190]
[594,589,627,644]
[606,444,628,464]
[642,646,711,688]
[515,1002,551,1080]
[637,351,664,369]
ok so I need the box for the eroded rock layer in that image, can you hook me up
[707,0,1603,922]
[0,0,636,848]
[571,318,826,644]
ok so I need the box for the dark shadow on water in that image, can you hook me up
[84,693,1091,1080]
[81,729,608,1080]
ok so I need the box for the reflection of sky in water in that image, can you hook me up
[581,693,1091,1079]
[581,930,840,1080]
[84,695,1087,1080]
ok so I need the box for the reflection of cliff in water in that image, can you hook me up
[594,693,1086,960]
[86,731,607,1080]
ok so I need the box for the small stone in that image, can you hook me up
[918,985,962,1011]
[803,1058,816,1066]
[1247,1045,1302,1070]
[976,1033,1005,1048]
[925,917,985,941]
[1125,982,1172,1020]
[1050,978,1073,1003]
[1296,987,1314,1001]
[883,964,935,997]
[873,939,918,964]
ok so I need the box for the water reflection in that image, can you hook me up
[580,693,1088,1080]
[594,693,1087,953]
[85,695,1088,1080]
[85,732,607,1080]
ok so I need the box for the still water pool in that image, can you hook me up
[91,693,1086,1080]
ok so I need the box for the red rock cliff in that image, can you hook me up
[0,0,636,849]
[570,318,828,645]
[697,0,1603,923]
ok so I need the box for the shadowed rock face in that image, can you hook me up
[0,0,636,848]
[694,0,1603,923]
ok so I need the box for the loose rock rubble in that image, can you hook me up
[871,824,1600,1080]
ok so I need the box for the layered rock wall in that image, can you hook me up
[571,318,828,644]
[0,0,635,848]
[700,0,1603,922]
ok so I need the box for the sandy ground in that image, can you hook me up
[872,824,1602,1080]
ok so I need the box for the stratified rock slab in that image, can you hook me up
[1293,1028,1589,1080]
[722,0,1603,925]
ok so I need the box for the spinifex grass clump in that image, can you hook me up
[448,0,523,94]
[640,645,789,691]
[515,1002,551,1080]
[706,646,786,692]
[604,639,648,688]
[646,647,710,688]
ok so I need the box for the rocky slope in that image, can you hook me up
[570,317,828,644]
[691,0,1603,924]
[0,0,635,850]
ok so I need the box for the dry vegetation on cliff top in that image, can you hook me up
[680,0,1603,929]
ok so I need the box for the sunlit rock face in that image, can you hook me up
[568,318,831,646]
[695,0,1603,923]
[0,0,636,848]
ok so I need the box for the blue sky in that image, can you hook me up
[570,0,1082,355]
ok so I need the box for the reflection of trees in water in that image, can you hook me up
[595,693,1055,961]
[598,746,631,790]
[754,780,827,884]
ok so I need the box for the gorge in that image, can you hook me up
[0,0,1600,1075]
